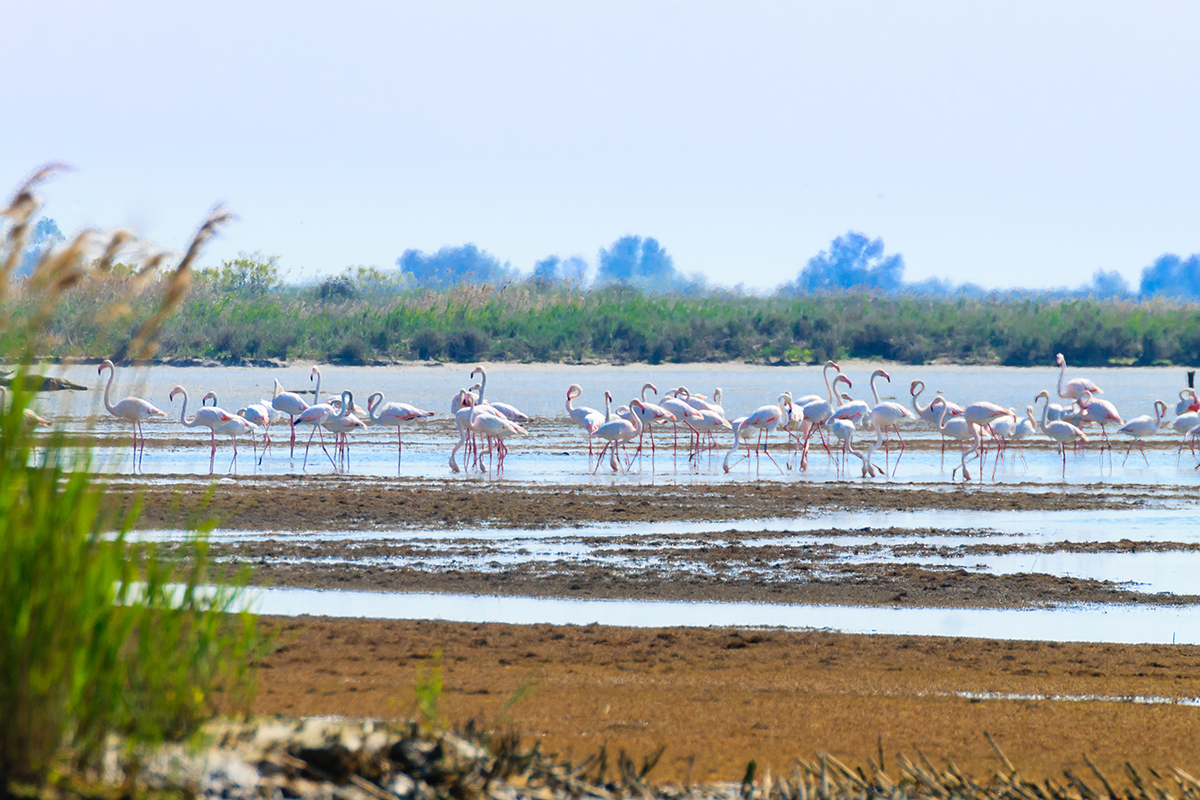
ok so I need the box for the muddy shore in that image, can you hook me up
[255,616,1200,785]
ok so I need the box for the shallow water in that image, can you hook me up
[243,586,1200,645]
[25,361,1200,484]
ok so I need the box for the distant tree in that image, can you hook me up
[595,235,682,291]
[530,254,588,286]
[1086,269,1132,297]
[195,252,282,296]
[790,231,904,294]
[1139,254,1200,300]
[17,217,65,277]
[396,244,515,289]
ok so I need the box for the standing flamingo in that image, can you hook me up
[367,391,434,469]
[865,370,912,477]
[1117,400,1167,466]
[1035,390,1090,480]
[658,392,702,468]
[721,394,790,474]
[565,384,605,465]
[590,395,644,473]
[469,403,527,473]
[1056,353,1103,399]
[169,385,233,474]
[1075,389,1123,462]
[201,392,261,472]
[470,367,532,422]
[323,395,367,472]
[796,372,846,471]
[239,401,279,464]
[97,359,167,472]
[622,383,676,465]
[294,389,353,470]
[271,376,309,458]
[910,380,964,470]
[931,397,983,482]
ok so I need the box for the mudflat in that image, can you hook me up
[255,616,1200,786]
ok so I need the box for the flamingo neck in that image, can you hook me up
[475,369,487,402]
[869,375,883,406]
[176,388,192,425]
[368,393,384,423]
[822,366,835,404]
[102,365,117,415]
[911,382,928,417]
[1057,359,1067,396]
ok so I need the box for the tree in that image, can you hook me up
[530,254,588,286]
[195,252,282,296]
[1139,254,1200,300]
[1087,269,1132,298]
[790,231,904,294]
[396,244,515,289]
[17,217,65,277]
[595,235,682,291]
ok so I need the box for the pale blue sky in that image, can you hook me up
[6,1,1199,290]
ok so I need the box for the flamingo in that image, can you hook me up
[471,408,527,473]
[367,391,434,469]
[470,367,532,422]
[1076,389,1123,461]
[721,394,790,474]
[1170,390,1200,463]
[1117,400,1167,466]
[987,408,1019,478]
[271,376,309,458]
[238,401,279,464]
[1056,353,1103,399]
[97,359,167,472]
[931,396,983,482]
[796,370,845,471]
[831,378,869,423]
[323,398,367,472]
[1035,389,1090,480]
[961,399,1014,475]
[677,387,724,418]
[294,388,353,470]
[0,385,51,430]
[830,417,858,478]
[169,385,233,474]
[658,392,702,467]
[449,394,496,473]
[565,384,605,464]
[621,383,676,465]
[1174,388,1199,417]
[590,393,643,473]
[865,370,912,477]
[1006,405,1039,469]
[911,380,964,470]
[201,392,261,472]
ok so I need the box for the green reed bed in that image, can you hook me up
[7,258,1200,367]
[0,165,262,792]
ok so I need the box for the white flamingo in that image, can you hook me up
[1076,389,1123,461]
[590,394,643,473]
[565,384,605,464]
[201,392,261,472]
[271,376,309,458]
[97,359,167,472]
[865,370,912,477]
[239,400,280,464]
[471,367,532,422]
[169,385,233,474]
[1117,400,1167,466]
[721,394,790,474]
[1035,389,1090,480]
[1056,353,1103,399]
[911,379,963,470]
[367,391,434,469]
[931,396,983,482]
[294,388,352,470]
[621,383,676,464]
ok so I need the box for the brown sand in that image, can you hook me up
[256,616,1200,786]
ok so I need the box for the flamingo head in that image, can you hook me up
[674,386,689,399]
[1055,353,1066,366]
[643,382,658,396]
[825,360,840,371]
[1077,390,1093,407]
[604,390,613,403]
[631,399,645,413]
[929,396,944,410]
[367,392,382,411]
[98,360,112,375]
[470,367,482,379]
[833,375,852,389]
[1035,389,1050,404]
[910,380,924,396]
[310,367,319,381]
[567,384,582,399]
[876,370,891,383]
[169,385,184,402]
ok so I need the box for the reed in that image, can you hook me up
[0,166,260,791]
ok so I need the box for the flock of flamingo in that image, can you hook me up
[84,354,1200,481]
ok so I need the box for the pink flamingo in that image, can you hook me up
[471,367,532,422]
[722,394,790,474]
[294,388,352,470]
[238,401,279,464]
[931,397,983,482]
[201,392,261,473]
[565,384,605,465]
[271,376,309,458]
[658,392,703,467]
[1056,353,1103,399]
[169,385,233,474]
[323,395,367,472]
[367,391,434,469]
[797,370,846,471]
[1035,390,1089,480]
[470,403,527,473]
[622,383,676,465]
[98,359,167,472]
[590,395,644,473]
[911,380,963,470]
[1117,400,1167,466]
[1076,389,1123,462]
[865,370,912,476]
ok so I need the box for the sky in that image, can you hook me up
[6,1,1200,291]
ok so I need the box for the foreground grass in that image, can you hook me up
[5,275,1199,366]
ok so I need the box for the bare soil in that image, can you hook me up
[255,616,1200,786]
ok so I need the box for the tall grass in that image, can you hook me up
[0,166,260,790]
[10,267,1199,366]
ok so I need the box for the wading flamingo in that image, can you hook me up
[201,392,261,472]
[471,367,532,422]
[294,388,353,470]
[169,385,233,474]
[271,376,309,458]
[591,394,643,473]
[98,359,167,472]
[865,370,912,476]
[722,394,790,474]
[911,380,963,470]
[931,397,982,482]
[1117,400,1167,466]
[367,391,434,469]
[1076,389,1123,462]
[565,384,605,464]
[1035,390,1089,480]
[1056,353,1103,399]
